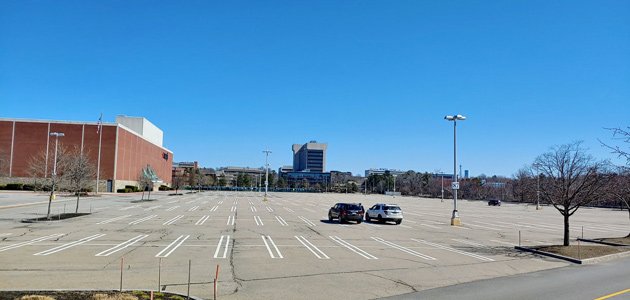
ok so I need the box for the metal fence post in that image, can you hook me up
[187,259,191,299]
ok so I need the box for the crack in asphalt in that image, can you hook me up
[364,272,418,293]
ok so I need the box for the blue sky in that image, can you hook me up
[1,1,629,176]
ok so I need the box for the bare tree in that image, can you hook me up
[172,174,184,194]
[27,149,50,191]
[606,167,630,237]
[600,127,630,164]
[64,146,96,213]
[27,143,69,218]
[533,142,609,246]
[138,171,154,201]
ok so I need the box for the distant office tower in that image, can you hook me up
[465,170,469,179]
[292,141,327,172]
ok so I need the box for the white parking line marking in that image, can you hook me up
[249,201,253,205]
[298,216,316,226]
[227,215,235,225]
[452,239,485,247]
[218,201,224,204]
[233,201,238,205]
[365,223,381,228]
[490,239,517,246]
[213,235,231,258]
[167,200,178,204]
[144,205,162,211]
[195,215,210,225]
[210,206,218,212]
[119,205,140,211]
[186,200,196,204]
[166,206,180,212]
[372,237,436,260]
[163,215,185,225]
[254,216,264,226]
[412,239,494,262]
[466,223,501,231]
[231,206,237,212]
[129,215,157,225]
[34,234,106,256]
[155,235,190,257]
[404,220,417,224]
[188,206,199,212]
[97,215,131,224]
[0,234,65,252]
[284,207,295,213]
[295,236,329,259]
[266,206,274,212]
[275,216,288,226]
[329,236,377,260]
[262,235,283,258]
[0,233,13,237]
[251,206,258,212]
[399,225,413,229]
[95,235,148,256]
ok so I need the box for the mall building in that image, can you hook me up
[0,115,173,192]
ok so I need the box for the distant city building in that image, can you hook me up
[282,171,331,188]
[364,168,405,177]
[278,165,294,173]
[172,161,198,177]
[292,141,327,172]
[464,170,469,179]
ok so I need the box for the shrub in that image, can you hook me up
[6,183,24,190]
[159,185,171,191]
[22,184,35,191]
[0,185,5,190]
[125,185,139,192]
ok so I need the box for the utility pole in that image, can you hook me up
[263,150,271,201]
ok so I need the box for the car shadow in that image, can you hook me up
[319,219,362,225]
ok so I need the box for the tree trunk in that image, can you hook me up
[47,190,53,219]
[75,192,80,213]
[147,189,151,200]
[563,213,570,246]
[141,190,145,201]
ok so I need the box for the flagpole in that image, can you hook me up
[96,114,103,194]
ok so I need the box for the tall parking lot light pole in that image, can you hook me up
[48,132,65,218]
[263,150,271,201]
[444,114,465,226]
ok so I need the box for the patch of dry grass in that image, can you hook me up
[19,296,56,300]
[92,293,138,300]
[535,245,625,259]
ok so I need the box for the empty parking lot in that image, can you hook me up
[0,191,627,299]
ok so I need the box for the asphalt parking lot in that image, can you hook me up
[0,191,627,299]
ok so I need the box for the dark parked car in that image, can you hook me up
[488,199,501,206]
[328,203,364,224]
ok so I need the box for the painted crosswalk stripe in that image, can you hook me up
[262,235,283,258]
[275,216,288,226]
[266,206,274,212]
[254,216,264,226]
[298,216,316,227]
[250,206,257,212]
[210,206,218,212]
[144,205,162,211]
[166,206,180,211]
[227,215,235,226]
[97,215,131,224]
[119,205,140,211]
[412,239,494,262]
[34,234,106,256]
[129,215,157,225]
[0,234,64,252]
[95,235,148,256]
[195,215,210,225]
[155,235,189,257]
[295,236,329,259]
[213,235,230,258]
[452,239,485,247]
[372,237,435,260]
[188,206,199,212]
[329,236,377,260]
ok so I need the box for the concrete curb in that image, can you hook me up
[515,246,582,264]
[0,289,204,300]
[577,238,630,247]
[515,246,630,265]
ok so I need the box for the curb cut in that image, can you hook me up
[577,238,630,247]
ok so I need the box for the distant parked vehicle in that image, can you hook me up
[488,199,501,206]
[365,203,403,224]
[328,203,364,224]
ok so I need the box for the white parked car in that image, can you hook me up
[365,203,403,224]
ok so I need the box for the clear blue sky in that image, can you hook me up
[1,1,629,177]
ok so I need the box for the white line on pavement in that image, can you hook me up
[210,206,218,212]
[399,225,413,229]
[129,215,157,225]
[295,236,329,259]
[167,200,178,204]
[452,239,485,247]
[195,215,210,225]
[231,206,236,212]
[275,216,288,226]
[284,207,295,213]
[95,235,148,256]
[166,206,180,212]
[262,235,283,258]
[155,235,190,257]
[251,206,257,212]
[97,215,131,224]
[372,237,435,260]
[413,239,494,262]
[0,234,65,252]
[163,215,185,225]
[34,234,106,256]
[213,235,231,258]
[254,216,264,226]
[227,215,235,226]
[119,205,140,211]
[266,206,274,212]
[490,239,517,246]
[188,206,199,212]
[298,216,316,226]
[329,236,377,260]
[0,233,13,237]
[144,205,162,211]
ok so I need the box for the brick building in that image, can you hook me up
[0,116,173,192]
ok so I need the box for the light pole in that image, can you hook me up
[444,114,465,226]
[48,132,65,218]
[263,150,271,201]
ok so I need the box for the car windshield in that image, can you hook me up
[384,206,401,211]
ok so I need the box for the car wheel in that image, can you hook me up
[396,220,402,225]
[328,213,333,221]
[339,216,344,224]
[377,215,383,223]
[365,213,370,222]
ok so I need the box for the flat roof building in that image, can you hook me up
[0,116,172,192]
[292,141,327,172]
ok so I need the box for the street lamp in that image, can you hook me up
[48,132,65,218]
[444,114,465,226]
[263,150,272,201]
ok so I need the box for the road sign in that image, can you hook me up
[451,182,459,190]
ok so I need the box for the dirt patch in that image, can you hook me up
[0,291,187,300]
[534,245,625,259]
[596,236,630,246]
[20,213,91,223]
